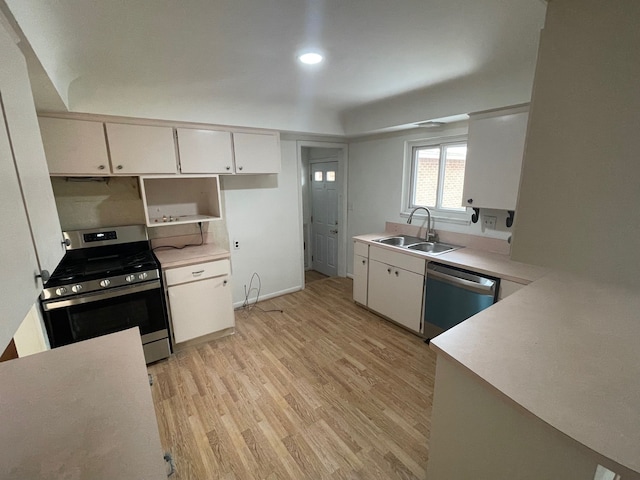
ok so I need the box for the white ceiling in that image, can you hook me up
[2,0,546,136]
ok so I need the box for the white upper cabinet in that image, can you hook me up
[176,128,234,174]
[38,117,280,176]
[0,22,64,350]
[105,123,178,174]
[39,117,110,175]
[462,105,529,211]
[232,132,281,174]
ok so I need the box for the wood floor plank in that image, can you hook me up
[148,277,435,479]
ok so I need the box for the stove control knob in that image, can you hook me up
[55,287,67,296]
[125,274,136,283]
[138,272,148,280]
[99,279,111,288]
[71,284,83,293]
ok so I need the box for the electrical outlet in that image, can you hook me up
[483,216,497,230]
[233,240,240,250]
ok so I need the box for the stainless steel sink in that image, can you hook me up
[373,235,462,255]
[407,242,459,255]
[373,235,424,246]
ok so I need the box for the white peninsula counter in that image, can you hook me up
[427,271,640,480]
[0,328,167,480]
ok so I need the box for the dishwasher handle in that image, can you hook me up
[427,265,496,296]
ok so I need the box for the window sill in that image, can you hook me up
[400,210,471,226]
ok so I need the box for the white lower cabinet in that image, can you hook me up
[352,240,369,305]
[165,259,234,344]
[353,255,369,305]
[367,255,425,334]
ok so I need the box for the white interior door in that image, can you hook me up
[311,161,339,277]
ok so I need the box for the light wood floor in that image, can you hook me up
[148,277,437,479]
[304,269,329,284]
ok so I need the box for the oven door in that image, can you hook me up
[41,281,168,349]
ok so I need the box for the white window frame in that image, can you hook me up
[401,136,471,225]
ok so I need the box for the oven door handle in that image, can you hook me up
[41,280,161,311]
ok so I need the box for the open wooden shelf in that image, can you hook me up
[139,175,222,228]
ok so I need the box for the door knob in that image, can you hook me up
[117,165,123,170]
[330,229,338,234]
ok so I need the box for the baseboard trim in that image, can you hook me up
[233,285,303,309]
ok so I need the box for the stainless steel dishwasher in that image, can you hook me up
[423,262,499,342]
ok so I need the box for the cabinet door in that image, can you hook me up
[462,107,529,210]
[368,259,424,333]
[38,117,109,175]
[232,132,281,174]
[168,275,234,343]
[0,24,64,290]
[353,254,369,305]
[176,128,234,174]
[0,31,44,351]
[106,123,177,174]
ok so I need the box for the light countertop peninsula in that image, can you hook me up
[0,328,167,480]
[430,271,640,476]
[353,233,548,283]
[153,243,230,269]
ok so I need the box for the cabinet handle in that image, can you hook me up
[387,268,391,274]
[362,260,366,265]
[223,280,228,286]
[467,198,473,204]
[192,270,204,276]
[98,165,105,170]
[35,269,50,283]
[225,166,231,170]
[117,165,123,170]
[395,270,399,277]
[238,166,243,171]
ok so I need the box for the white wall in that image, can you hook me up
[222,140,303,306]
[346,125,516,274]
[511,0,640,286]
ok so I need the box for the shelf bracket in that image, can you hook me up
[506,210,515,228]
[471,208,480,224]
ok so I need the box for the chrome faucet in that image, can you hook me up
[407,206,435,241]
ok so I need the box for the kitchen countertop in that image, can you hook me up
[353,233,548,283]
[430,271,640,476]
[153,243,230,269]
[0,328,167,480]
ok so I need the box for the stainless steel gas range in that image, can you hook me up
[40,225,171,363]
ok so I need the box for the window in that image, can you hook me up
[409,141,467,213]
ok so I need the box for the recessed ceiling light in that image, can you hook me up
[298,52,323,65]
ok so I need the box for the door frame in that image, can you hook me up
[296,141,348,281]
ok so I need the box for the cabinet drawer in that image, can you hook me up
[354,240,369,258]
[369,245,426,275]
[165,259,230,286]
